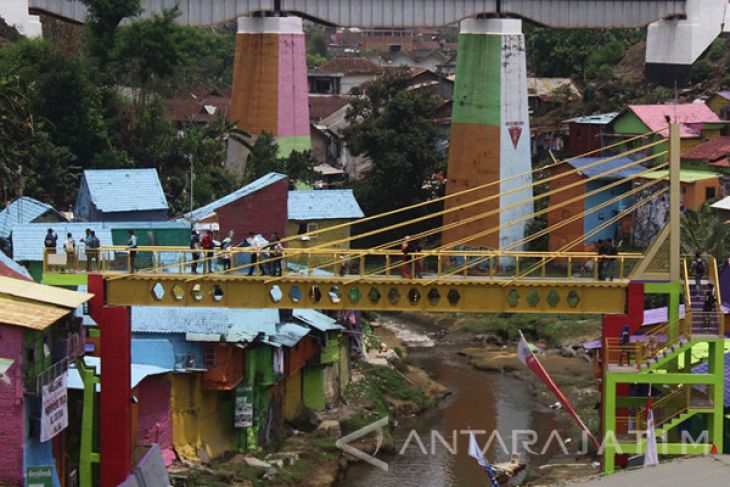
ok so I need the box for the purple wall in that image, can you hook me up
[0,324,25,484]
[277,34,310,138]
[136,375,174,466]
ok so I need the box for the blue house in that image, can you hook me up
[75,169,169,222]
[0,196,66,239]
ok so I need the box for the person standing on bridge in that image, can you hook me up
[127,230,138,273]
[201,230,214,273]
[401,236,415,278]
[618,324,631,367]
[190,230,201,274]
[220,230,233,271]
[605,239,618,281]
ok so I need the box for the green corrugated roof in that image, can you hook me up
[641,169,720,183]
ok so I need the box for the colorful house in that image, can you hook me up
[611,103,724,157]
[75,169,169,222]
[0,196,67,241]
[681,136,730,174]
[706,91,730,122]
[286,190,364,268]
[641,169,722,212]
[184,173,288,241]
[0,276,92,487]
[547,156,648,251]
[563,112,618,157]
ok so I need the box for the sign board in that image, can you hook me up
[234,384,253,428]
[26,466,53,487]
[40,372,68,442]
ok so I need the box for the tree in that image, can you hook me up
[681,205,730,259]
[243,132,318,185]
[306,27,328,58]
[81,0,142,62]
[344,75,443,245]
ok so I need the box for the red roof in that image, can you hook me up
[627,103,722,138]
[318,58,383,76]
[309,95,349,120]
[682,136,730,162]
[166,93,231,123]
[0,256,31,281]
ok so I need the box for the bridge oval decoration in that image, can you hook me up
[427,288,441,305]
[270,285,283,303]
[309,286,322,304]
[368,287,381,304]
[191,283,203,302]
[408,288,421,305]
[546,289,560,308]
[507,289,520,307]
[447,289,461,305]
[527,290,540,308]
[567,290,580,308]
[348,286,361,304]
[289,285,302,303]
[388,288,401,305]
[151,282,165,301]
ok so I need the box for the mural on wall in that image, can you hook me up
[631,188,669,248]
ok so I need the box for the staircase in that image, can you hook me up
[685,256,724,337]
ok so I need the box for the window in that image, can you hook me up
[706,187,716,200]
[203,344,215,368]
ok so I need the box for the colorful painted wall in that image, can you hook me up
[0,324,25,485]
[170,373,233,462]
[135,375,174,465]
[443,18,533,250]
[230,17,310,157]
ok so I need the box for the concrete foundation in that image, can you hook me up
[443,18,533,250]
[229,16,310,164]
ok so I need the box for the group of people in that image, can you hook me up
[44,228,102,272]
[189,229,284,276]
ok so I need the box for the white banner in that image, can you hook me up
[40,372,68,442]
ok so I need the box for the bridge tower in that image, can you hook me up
[443,18,533,250]
[228,16,311,171]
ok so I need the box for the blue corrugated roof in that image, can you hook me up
[102,221,191,230]
[692,351,730,407]
[265,323,311,347]
[0,251,32,279]
[81,169,168,213]
[564,112,618,125]
[565,156,649,180]
[68,356,171,391]
[184,173,287,222]
[0,196,64,238]
[10,223,112,261]
[132,306,280,343]
[293,309,343,331]
[288,190,364,221]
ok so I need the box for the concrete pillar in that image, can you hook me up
[443,18,532,250]
[229,16,310,167]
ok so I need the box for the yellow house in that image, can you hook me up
[707,91,730,122]
[286,189,364,270]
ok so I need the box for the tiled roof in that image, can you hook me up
[318,57,383,75]
[564,112,618,125]
[288,190,364,220]
[293,309,343,331]
[131,307,280,343]
[0,196,64,238]
[81,169,168,213]
[309,95,349,120]
[184,173,287,222]
[166,93,230,123]
[624,103,721,138]
[0,252,32,280]
[565,156,649,180]
[10,223,112,261]
[681,136,730,162]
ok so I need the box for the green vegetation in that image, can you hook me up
[243,132,318,186]
[459,313,601,347]
[681,204,730,258]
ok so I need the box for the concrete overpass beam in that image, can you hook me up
[444,18,533,250]
[1,0,42,37]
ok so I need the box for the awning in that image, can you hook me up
[293,309,343,332]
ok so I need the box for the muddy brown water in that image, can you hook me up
[339,321,567,487]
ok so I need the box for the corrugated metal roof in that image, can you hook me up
[565,157,649,180]
[81,169,168,213]
[288,190,364,221]
[132,306,280,343]
[293,309,343,331]
[564,112,618,125]
[714,91,730,101]
[0,251,32,280]
[624,103,721,138]
[10,223,112,261]
[711,196,730,211]
[265,323,311,347]
[642,169,720,183]
[101,221,191,230]
[0,196,64,238]
[184,173,287,222]
[68,356,171,391]
[0,275,92,309]
[0,296,72,330]
[681,136,730,162]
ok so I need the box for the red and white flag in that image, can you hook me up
[517,331,600,449]
[643,396,659,466]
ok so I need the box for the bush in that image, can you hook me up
[689,59,713,84]
[709,39,726,62]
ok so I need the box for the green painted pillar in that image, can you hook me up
[668,283,680,343]
[709,339,725,452]
[79,360,100,487]
[602,375,617,474]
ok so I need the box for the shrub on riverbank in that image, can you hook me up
[459,313,600,347]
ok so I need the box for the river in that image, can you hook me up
[339,316,566,487]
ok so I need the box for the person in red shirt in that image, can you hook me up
[201,230,214,273]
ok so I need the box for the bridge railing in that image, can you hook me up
[44,246,644,282]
